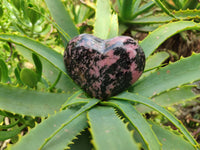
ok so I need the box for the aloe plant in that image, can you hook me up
[115,0,200,32]
[0,0,200,150]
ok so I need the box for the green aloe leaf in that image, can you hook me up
[39,99,100,149]
[149,121,196,150]
[107,13,119,39]
[132,1,155,18]
[119,0,136,20]
[65,98,91,108]
[145,51,169,70]
[129,9,200,24]
[44,0,79,46]
[88,106,139,150]
[0,83,71,117]
[113,92,198,148]
[136,85,200,113]
[140,21,200,58]
[94,0,111,39]
[8,109,87,150]
[133,53,200,97]
[183,0,199,10]
[154,0,176,18]
[0,59,9,83]
[0,34,64,72]
[102,100,161,150]
[143,51,169,76]
[0,34,79,92]
[61,90,84,109]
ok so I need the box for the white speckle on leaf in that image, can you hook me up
[65,129,68,132]
[105,130,110,133]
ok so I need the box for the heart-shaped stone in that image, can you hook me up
[64,34,145,99]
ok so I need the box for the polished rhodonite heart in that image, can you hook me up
[64,34,145,99]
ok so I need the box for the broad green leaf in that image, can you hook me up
[44,0,79,46]
[140,21,200,58]
[113,92,198,147]
[40,99,100,149]
[88,106,139,150]
[0,34,79,92]
[0,59,9,83]
[20,68,38,88]
[136,85,200,113]
[149,121,196,150]
[9,109,87,150]
[0,83,71,117]
[133,53,200,97]
[0,125,25,141]
[94,0,111,39]
[103,100,161,150]
[107,13,119,39]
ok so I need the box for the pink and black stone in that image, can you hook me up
[64,34,145,99]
